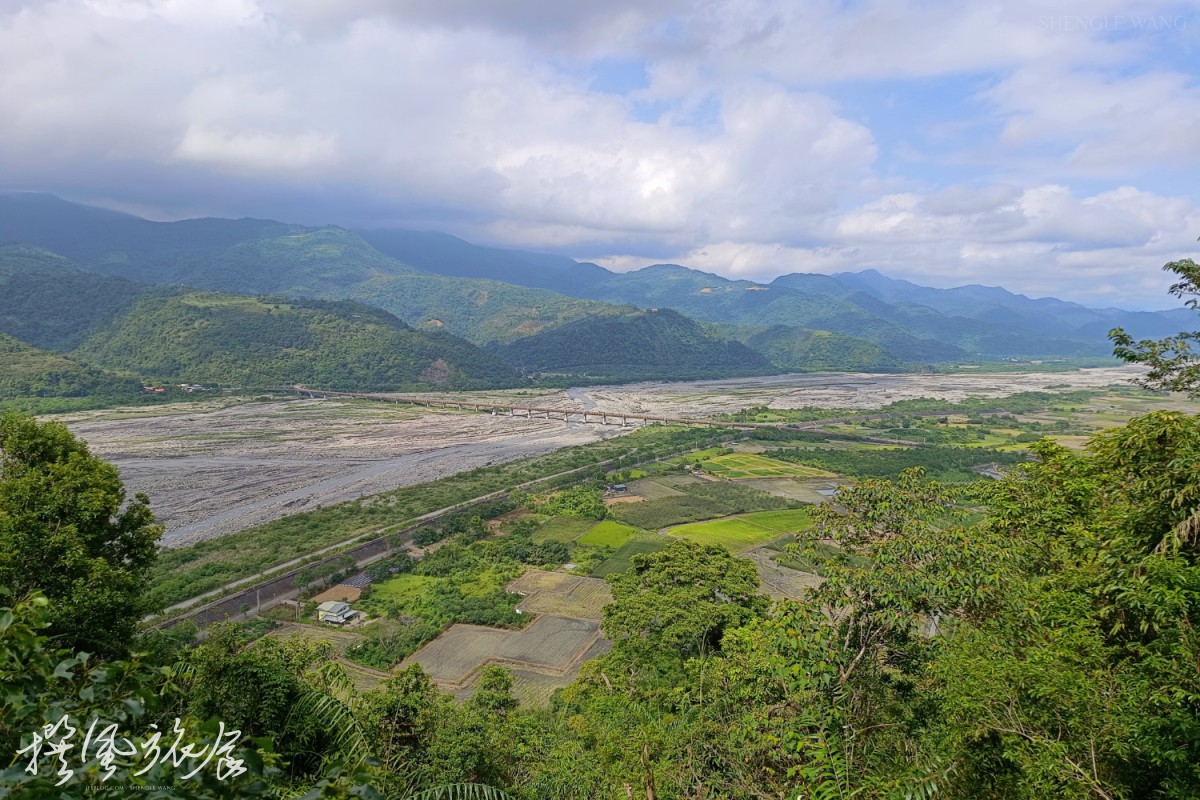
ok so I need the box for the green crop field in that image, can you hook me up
[667,517,784,552]
[670,446,728,465]
[532,516,593,544]
[702,452,836,479]
[369,574,440,604]
[739,508,814,533]
[578,520,639,548]
[590,532,672,577]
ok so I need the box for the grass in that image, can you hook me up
[739,508,814,533]
[459,567,510,598]
[702,452,835,479]
[670,447,728,465]
[590,532,672,577]
[532,516,593,544]
[667,517,784,552]
[370,574,440,604]
[578,520,639,548]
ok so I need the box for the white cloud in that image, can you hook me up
[0,0,1196,308]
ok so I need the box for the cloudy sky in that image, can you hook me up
[2,0,1198,308]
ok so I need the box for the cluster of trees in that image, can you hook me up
[765,442,1028,482]
[535,485,608,520]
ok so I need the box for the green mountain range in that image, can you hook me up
[73,290,522,391]
[1,192,1177,397]
[0,245,525,397]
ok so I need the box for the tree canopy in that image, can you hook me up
[0,413,160,656]
[1111,257,1200,394]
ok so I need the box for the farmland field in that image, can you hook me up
[532,516,593,544]
[591,532,672,577]
[404,625,511,683]
[508,569,613,620]
[739,477,847,502]
[403,614,601,687]
[626,477,686,500]
[265,623,365,654]
[739,508,815,532]
[702,452,836,479]
[667,517,783,552]
[578,520,639,548]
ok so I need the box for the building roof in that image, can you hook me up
[317,600,351,614]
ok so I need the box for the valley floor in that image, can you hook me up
[60,398,621,545]
[55,365,1158,546]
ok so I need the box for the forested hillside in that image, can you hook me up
[0,194,1166,370]
[492,307,773,380]
[0,244,144,350]
[73,291,522,390]
[736,323,909,372]
[0,332,142,403]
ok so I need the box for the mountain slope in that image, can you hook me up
[0,332,142,401]
[0,194,627,347]
[358,228,610,295]
[2,193,1175,368]
[580,265,968,362]
[736,325,908,372]
[833,269,1191,342]
[74,291,522,390]
[492,308,773,380]
[0,244,144,350]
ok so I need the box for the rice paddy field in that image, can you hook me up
[701,452,836,479]
[590,531,672,577]
[667,507,813,553]
[507,569,613,620]
[403,614,602,688]
[577,520,638,548]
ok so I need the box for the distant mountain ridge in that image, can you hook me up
[831,269,1192,343]
[0,243,525,395]
[1,192,1181,378]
